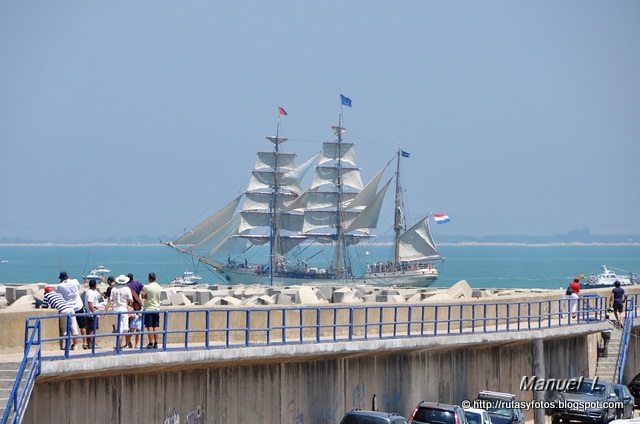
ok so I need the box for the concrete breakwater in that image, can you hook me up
[0,279,556,310]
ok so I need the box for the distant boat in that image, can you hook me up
[583,265,638,288]
[170,271,202,286]
[0,259,8,264]
[85,265,111,280]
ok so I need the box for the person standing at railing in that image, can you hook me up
[609,281,627,327]
[141,272,162,349]
[56,271,89,348]
[569,280,580,319]
[84,279,102,349]
[41,285,79,351]
[104,274,133,350]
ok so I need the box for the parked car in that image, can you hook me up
[340,409,408,424]
[613,384,635,419]
[550,378,618,424]
[464,408,493,424]
[475,391,525,424]
[408,402,468,424]
[628,372,640,406]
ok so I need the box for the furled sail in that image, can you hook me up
[398,216,441,262]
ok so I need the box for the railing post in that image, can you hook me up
[316,308,321,343]
[245,309,251,347]
[349,307,354,341]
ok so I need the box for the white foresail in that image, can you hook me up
[192,214,247,256]
[173,196,242,245]
[344,178,393,233]
[344,161,390,209]
[284,152,320,182]
[398,216,441,262]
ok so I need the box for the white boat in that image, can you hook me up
[170,271,202,286]
[164,102,444,287]
[0,259,8,264]
[85,265,111,280]
[584,265,637,288]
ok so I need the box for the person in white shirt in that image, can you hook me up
[104,274,133,350]
[84,279,102,349]
[56,271,88,347]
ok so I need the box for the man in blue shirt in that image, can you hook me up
[609,281,627,327]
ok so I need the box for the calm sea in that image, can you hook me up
[0,244,638,289]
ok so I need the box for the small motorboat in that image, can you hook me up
[170,271,202,286]
[85,265,111,280]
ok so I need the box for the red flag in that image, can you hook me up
[278,106,287,116]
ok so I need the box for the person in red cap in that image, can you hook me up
[41,285,80,350]
[569,278,581,319]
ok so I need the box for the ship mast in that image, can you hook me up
[332,112,345,279]
[266,113,287,285]
[393,149,402,269]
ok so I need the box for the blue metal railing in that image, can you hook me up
[616,296,636,384]
[0,295,616,424]
[1,319,42,424]
[18,296,609,361]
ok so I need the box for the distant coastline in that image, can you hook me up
[1,241,640,247]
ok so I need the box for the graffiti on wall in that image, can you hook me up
[163,406,206,424]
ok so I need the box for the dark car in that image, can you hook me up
[340,409,408,424]
[408,402,468,424]
[550,378,618,424]
[613,384,635,419]
[628,372,640,406]
[475,391,525,424]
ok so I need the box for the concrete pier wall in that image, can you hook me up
[24,332,598,424]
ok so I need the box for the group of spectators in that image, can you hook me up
[41,271,162,351]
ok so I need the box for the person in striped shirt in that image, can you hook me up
[41,286,80,350]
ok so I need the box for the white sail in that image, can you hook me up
[192,214,247,256]
[284,152,320,182]
[173,196,242,245]
[310,167,364,191]
[344,161,390,209]
[255,151,297,171]
[398,216,441,262]
[318,142,357,167]
[344,178,393,233]
[247,170,303,194]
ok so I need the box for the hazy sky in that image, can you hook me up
[1,2,639,242]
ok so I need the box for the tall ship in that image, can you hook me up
[165,101,445,286]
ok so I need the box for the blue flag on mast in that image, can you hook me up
[340,94,352,107]
[401,150,410,158]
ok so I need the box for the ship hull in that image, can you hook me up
[216,266,438,287]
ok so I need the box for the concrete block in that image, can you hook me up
[406,293,422,302]
[221,296,242,306]
[315,286,333,301]
[170,292,192,306]
[204,297,223,306]
[5,287,16,304]
[7,295,35,310]
[275,294,292,305]
[257,295,275,305]
[363,294,377,303]
[294,287,321,305]
[332,288,361,304]
[194,290,213,305]
[377,294,405,303]
[242,295,261,305]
